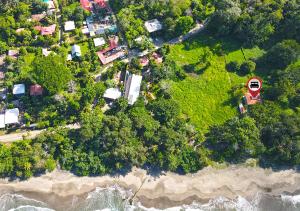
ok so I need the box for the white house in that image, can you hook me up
[145,19,162,33]
[93,37,106,47]
[103,88,122,100]
[64,21,75,31]
[82,27,89,34]
[0,114,4,129]
[71,45,81,58]
[124,73,142,105]
[13,84,25,95]
[4,108,19,125]
[42,48,52,56]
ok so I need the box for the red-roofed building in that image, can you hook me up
[140,57,149,67]
[97,51,125,65]
[34,24,56,36]
[97,37,122,64]
[152,52,163,63]
[81,0,92,11]
[30,84,43,96]
[244,92,262,105]
[95,0,107,8]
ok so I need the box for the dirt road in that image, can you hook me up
[0,124,80,143]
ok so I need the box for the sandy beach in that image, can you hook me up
[1,166,300,210]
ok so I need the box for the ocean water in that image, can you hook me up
[1,186,300,211]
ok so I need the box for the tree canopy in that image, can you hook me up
[31,55,72,94]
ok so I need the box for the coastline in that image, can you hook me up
[1,166,300,210]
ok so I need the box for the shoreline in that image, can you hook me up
[1,166,300,210]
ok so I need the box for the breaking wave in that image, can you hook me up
[1,186,300,211]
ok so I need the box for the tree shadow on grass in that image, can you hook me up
[183,63,209,76]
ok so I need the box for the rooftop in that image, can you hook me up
[103,88,122,100]
[4,108,19,125]
[30,84,43,96]
[31,13,46,22]
[80,0,91,11]
[244,92,262,105]
[42,48,52,57]
[0,115,4,128]
[124,73,142,105]
[145,19,162,33]
[8,50,19,59]
[71,45,81,58]
[13,84,25,95]
[34,24,56,35]
[94,37,106,47]
[64,21,75,31]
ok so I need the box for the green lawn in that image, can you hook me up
[168,32,265,131]
[23,53,35,65]
[78,42,89,56]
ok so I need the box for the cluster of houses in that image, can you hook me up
[26,0,57,36]
[0,47,44,129]
[64,0,125,64]
[0,82,43,129]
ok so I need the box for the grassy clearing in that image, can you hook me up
[78,42,89,56]
[168,32,265,131]
[23,53,36,65]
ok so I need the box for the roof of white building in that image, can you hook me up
[125,74,142,105]
[82,27,89,34]
[144,19,162,33]
[93,37,106,47]
[103,88,122,100]
[4,108,19,125]
[13,84,25,95]
[0,114,5,128]
[71,45,81,57]
[64,21,75,31]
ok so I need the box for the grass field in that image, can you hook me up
[168,32,265,131]
[78,42,89,56]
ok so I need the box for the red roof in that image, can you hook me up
[97,37,122,64]
[80,0,91,11]
[30,84,43,96]
[152,52,163,63]
[34,24,56,35]
[97,51,124,65]
[244,92,262,105]
[95,0,107,8]
[140,57,149,67]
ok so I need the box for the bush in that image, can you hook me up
[226,61,240,72]
[240,60,256,74]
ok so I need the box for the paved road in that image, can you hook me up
[0,124,80,143]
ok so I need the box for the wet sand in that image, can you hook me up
[1,166,300,210]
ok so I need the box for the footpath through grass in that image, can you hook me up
[168,32,265,131]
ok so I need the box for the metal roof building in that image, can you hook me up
[124,73,142,105]
[4,108,19,125]
[13,84,25,95]
[145,19,162,33]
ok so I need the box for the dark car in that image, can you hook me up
[250,81,259,88]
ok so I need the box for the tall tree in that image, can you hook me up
[31,55,72,94]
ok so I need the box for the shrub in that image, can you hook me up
[240,60,256,74]
[226,61,240,72]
